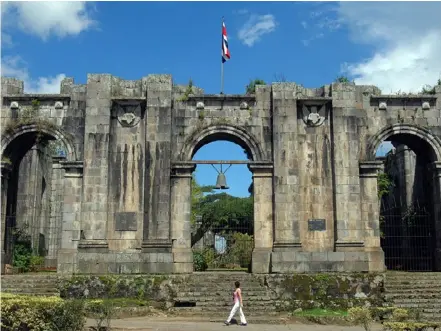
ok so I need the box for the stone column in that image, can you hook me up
[57,161,83,275]
[332,83,364,251]
[170,163,195,273]
[79,74,111,250]
[46,156,65,268]
[431,161,441,271]
[0,162,11,274]
[249,163,273,273]
[359,161,385,272]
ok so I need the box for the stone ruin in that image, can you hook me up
[1,74,441,274]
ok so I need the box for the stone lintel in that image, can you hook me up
[142,239,172,253]
[273,241,302,251]
[370,94,437,100]
[3,94,71,102]
[187,94,256,103]
[359,161,383,177]
[171,162,196,178]
[297,97,332,106]
[78,240,109,252]
[248,162,273,177]
[52,156,67,164]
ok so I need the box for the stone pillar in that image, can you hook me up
[79,74,111,250]
[170,163,195,273]
[142,75,174,253]
[57,161,83,275]
[249,163,273,273]
[45,156,65,268]
[359,161,385,272]
[431,161,441,271]
[0,162,12,274]
[332,83,364,251]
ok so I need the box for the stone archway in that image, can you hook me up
[171,124,273,274]
[0,123,79,273]
[1,123,77,162]
[361,123,441,271]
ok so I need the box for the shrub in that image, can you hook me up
[391,308,409,322]
[0,294,85,331]
[348,307,373,331]
[85,299,115,331]
[229,233,253,268]
[193,250,207,271]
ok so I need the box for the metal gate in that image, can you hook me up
[380,200,435,271]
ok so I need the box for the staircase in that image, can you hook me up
[172,272,276,316]
[385,272,441,321]
[1,274,60,296]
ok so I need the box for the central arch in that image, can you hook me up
[180,124,266,162]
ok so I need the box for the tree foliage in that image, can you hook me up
[191,181,254,247]
[377,172,394,199]
[245,79,266,94]
[421,78,441,95]
[191,175,214,225]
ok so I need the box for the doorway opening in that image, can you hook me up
[375,136,437,271]
[190,140,254,272]
[2,126,67,274]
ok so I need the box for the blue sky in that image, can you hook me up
[2,1,440,197]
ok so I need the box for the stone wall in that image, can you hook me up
[1,74,441,274]
[58,273,386,310]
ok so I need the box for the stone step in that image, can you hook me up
[2,288,60,294]
[175,296,273,302]
[386,293,441,300]
[386,281,441,286]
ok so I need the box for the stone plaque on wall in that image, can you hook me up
[115,212,137,231]
[308,219,326,231]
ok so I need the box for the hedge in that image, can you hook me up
[0,293,86,331]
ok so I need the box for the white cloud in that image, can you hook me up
[337,2,441,93]
[1,56,65,93]
[238,14,277,47]
[1,1,96,41]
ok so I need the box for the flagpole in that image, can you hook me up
[220,17,224,94]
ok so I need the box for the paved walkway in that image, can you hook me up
[86,316,382,331]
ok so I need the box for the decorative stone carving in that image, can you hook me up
[240,101,249,110]
[301,104,327,127]
[54,101,63,109]
[422,101,430,110]
[114,101,143,127]
[10,101,19,110]
[379,102,387,110]
[196,101,205,110]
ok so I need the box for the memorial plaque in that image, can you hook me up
[115,212,137,231]
[308,219,326,231]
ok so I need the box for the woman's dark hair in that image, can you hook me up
[235,281,240,288]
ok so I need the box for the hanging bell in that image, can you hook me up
[215,172,229,189]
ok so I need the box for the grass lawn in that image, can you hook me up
[293,308,348,317]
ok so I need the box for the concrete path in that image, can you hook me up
[86,316,383,331]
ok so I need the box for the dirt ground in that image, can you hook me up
[86,316,383,331]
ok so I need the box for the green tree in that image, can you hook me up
[191,192,253,247]
[245,79,266,94]
[421,79,441,95]
[191,175,214,225]
[335,76,351,83]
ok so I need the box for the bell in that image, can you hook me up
[215,173,229,189]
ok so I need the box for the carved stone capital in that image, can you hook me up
[430,161,441,178]
[359,161,384,178]
[0,161,12,179]
[60,161,84,178]
[248,162,273,177]
[171,162,196,178]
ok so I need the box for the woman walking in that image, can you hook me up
[224,281,247,326]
